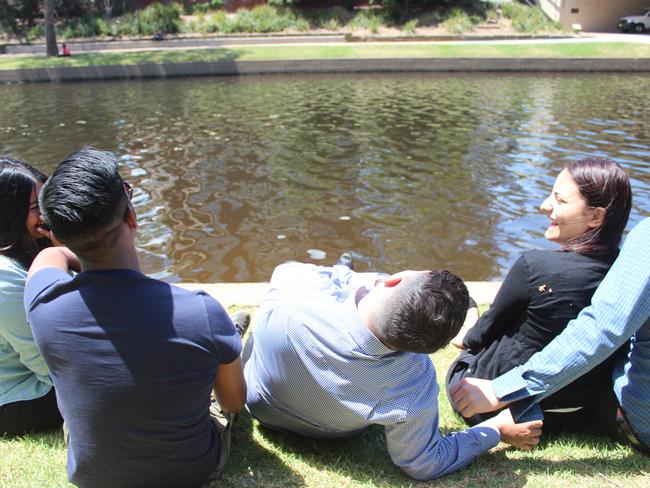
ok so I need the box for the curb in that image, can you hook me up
[2,57,649,83]
[177,281,502,309]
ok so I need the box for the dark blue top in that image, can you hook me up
[24,268,241,488]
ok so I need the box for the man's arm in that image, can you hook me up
[451,218,650,419]
[213,357,246,413]
[26,247,80,281]
[383,377,541,480]
[461,255,530,350]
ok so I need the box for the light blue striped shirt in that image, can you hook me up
[493,218,650,446]
[244,262,500,480]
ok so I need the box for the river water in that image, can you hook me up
[1,73,648,282]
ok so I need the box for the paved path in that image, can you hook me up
[4,32,649,56]
[4,34,347,55]
[178,281,502,309]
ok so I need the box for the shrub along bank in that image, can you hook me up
[2,1,564,43]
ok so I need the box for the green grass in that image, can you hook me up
[2,307,649,487]
[1,42,649,71]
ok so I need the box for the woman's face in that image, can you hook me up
[540,169,599,244]
[25,181,43,240]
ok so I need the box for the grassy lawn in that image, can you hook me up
[2,304,649,487]
[1,42,649,71]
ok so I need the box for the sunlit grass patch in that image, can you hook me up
[1,42,649,72]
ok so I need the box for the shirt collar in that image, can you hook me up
[344,291,396,357]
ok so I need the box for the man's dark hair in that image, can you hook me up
[0,156,49,268]
[40,148,128,255]
[379,270,469,354]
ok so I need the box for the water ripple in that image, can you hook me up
[1,73,648,282]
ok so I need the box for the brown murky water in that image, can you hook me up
[1,73,648,282]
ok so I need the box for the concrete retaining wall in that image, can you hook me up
[177,281,502,309]
[2,58,649,83]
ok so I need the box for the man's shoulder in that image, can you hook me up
[626,218,650,245]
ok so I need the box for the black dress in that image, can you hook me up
[447,249,620,432]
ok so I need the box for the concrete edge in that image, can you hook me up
[1,58,649,83]
[177,281,502,309]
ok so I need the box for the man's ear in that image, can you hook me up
[125,204,138,230]
[588,207,606,229]
[383,277,402,288]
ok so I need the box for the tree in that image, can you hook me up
[44,0,58,56]
[101,0,113,18]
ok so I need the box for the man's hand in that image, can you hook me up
[449,377,505,417]
[484,409,543,451]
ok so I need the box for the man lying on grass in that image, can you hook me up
[243,259,542,480]
[23,148,246,488]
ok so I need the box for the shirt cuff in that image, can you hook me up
[492,367,534,402]
[509,401,544,422]
[492,368,545,422]
[467,425,501,451]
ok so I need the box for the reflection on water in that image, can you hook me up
[1,73,648,282]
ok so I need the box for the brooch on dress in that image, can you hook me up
[538,283,553,294]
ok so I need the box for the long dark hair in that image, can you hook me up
[0,157,49,268]
[563,157,632,256]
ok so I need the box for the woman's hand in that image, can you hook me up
[36,217,64,247]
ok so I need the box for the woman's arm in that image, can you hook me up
[0,267,51,381]
[463,255,530,350]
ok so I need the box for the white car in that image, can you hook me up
[617,9,650,33]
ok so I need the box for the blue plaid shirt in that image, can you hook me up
[493,218,650,446]
[244,262,500,480]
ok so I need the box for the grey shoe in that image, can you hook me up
[230,310,250,337]
[335,252,354,270]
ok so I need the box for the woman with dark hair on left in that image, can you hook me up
[0,156,62,436]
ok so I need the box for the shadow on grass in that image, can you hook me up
[246,414,650,488]
[213,413,306,488]
[9,48,245,71]
[253,422,409,486]
[0,428,65,447]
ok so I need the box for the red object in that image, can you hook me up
[62,45,71,56]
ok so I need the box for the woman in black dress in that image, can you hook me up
[447,157,632,433]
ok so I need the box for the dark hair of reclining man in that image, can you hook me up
[24,147,246,488]
[244,262,542,481]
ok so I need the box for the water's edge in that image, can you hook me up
[2,58,650,84]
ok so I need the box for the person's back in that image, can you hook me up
[246,263,437,438]
[462,250,617,406]
[26,269,236,487]
[24,148,245,487]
